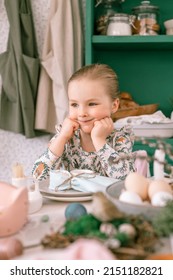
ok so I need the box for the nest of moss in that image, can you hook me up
[41,213,159,260]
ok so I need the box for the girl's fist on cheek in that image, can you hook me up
[91,117,114,140]
[59,118,79,141]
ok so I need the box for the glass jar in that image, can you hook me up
[107,13,132,35]
[132,1,160,35]
[95,0,124,35]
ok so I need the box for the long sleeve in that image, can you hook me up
[32,124,68,180]
[96,129,135,180]
[32,147,62,180]
[32,127,135,181]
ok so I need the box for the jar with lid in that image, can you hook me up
[95,0,124,35]
[131,1,160,35]
[107,13,132,36]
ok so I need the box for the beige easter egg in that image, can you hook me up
[148,180,172,200]
[124,172,149,200]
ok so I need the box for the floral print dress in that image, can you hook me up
[32,126,135,181]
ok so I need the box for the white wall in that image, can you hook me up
[0,0,85,182]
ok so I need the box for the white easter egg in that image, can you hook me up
[118,223,136,238]
[119,190,143,205]
[151,191,173,207]
[148,180,172,200]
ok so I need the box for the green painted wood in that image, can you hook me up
[93,49,173,116]
[85,0,173,117]
[85,0,94,64]
[92,35,173,50]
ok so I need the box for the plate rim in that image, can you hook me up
[42,194,93,202]
[39,179,93,198]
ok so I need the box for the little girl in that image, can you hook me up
[32,64,135,180]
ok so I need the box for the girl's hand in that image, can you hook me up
[59,117,79,142]
[49,118,79,157]
[91,117,114,150]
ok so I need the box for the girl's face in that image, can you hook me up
[68,78,119,134]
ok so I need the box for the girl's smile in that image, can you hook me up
[77,118,94,125]
[77,119,95,133]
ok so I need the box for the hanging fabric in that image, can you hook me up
[35,0,84,133]
[0,0,40,138]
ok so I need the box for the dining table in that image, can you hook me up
[12,197,94,260]
[9,195,172,260]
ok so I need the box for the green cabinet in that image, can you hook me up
[85,0,173,174]
[85,0,173,117]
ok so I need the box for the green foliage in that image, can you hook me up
[152,201,173,237]
[87,230,107,239]
[63,214,101,236]
[63,213,131,246]
[115,232,130,246]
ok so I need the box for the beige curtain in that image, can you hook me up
[35,0,84,133]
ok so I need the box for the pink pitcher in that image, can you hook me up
[0,182,28,237]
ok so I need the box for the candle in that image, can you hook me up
[12,163,24,178]
[11,163,27,188]
[153,149,165,180]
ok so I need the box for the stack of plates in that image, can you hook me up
[114,122,173,138]
[130,123,173,138]
[39,180,93,202]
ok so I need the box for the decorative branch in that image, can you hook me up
[114,136,173,177]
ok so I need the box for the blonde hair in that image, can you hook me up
[68,64,120,100]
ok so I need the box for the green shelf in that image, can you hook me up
[92,35,173,50]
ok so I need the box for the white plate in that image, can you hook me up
[43,194,93,202]
[39,179,92,198]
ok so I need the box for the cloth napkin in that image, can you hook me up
[70,175,119,193]
[49,170,119,193]
[114,110,173,127]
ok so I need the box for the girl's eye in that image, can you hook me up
[89,103,97,106]
[70,103,78,107]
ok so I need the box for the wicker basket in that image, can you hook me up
[112,103,159,121]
